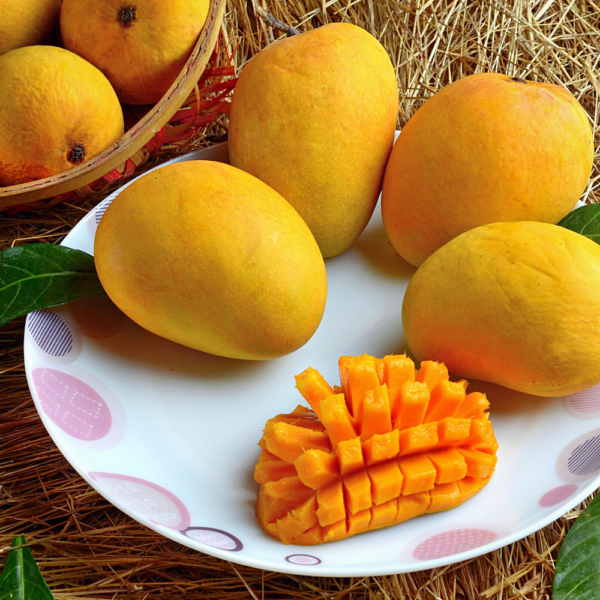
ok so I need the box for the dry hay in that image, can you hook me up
[1,0,600,597]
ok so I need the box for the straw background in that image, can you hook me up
[1,0,599,597]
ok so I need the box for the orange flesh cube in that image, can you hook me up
[345,356,380,417]
[254,459,298,484]
[363,429,400,465]
[360,385,392,441]
[428,449,468,484]
[371,499,398,529]
[464,418,499,454]
[457,476,485,502]
[398,454,437,495]
[336,437,365,476]
[338,356,352,398]
[257,449,282,462]
[263,421,330,463]
[398,422,439,457]
[456,391,489,419]
[458,448,497,478]
[424,380,466,423]
[416,361,449,391]
[428,481,462,512]
[367,461,403,505]
[348,508,371,536]
[256,487,299,526]
[316,481,346,526]
[384,354,416,390]
[319,394,357,447]
[274,495,319,544]
[396,492,431,523]
[290,524,324,545]
[267,407,325,431]
[394,381,430,430]
[294,368,334,419]
[323,519,348,543]
[343,469,372,514]
[264,476,314,501]
[374,357,385,384]
[436,417,472,448]
[295,450,340,489]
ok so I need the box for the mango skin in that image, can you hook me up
[94,161,327,360]
[228,23,399,258]
[402,221,600,397]
[382,73,594,267]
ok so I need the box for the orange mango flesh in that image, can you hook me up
[255,354,498,545]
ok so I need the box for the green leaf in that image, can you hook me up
[553,493,600,600]
[0,243,105,327]
[0,535,54,600]
[557,204,600,244]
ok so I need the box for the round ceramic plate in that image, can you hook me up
[24,140,600,576]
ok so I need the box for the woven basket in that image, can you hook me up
[0,0,228,210]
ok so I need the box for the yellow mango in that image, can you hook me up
[94,161,327,360]
[402,221,600,396]
[228,23,398,258]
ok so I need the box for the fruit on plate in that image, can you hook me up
[403,221,600,397]
[255,354,497,545]
[94,161,327,360]
[382,73,594,267]
[60,0,210,105]
[228,23,399,258]
[0,46,124,186]
[0,0,61,56]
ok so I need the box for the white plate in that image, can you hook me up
[24,140,600,576]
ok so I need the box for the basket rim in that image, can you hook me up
[0,0,227,209]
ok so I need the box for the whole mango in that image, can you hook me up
[228,23,399,258]
[402,221,600,397]
[382,73,594,267]
[94,161,328,360]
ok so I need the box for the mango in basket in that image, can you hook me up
[0,46,124,186]
[403,221,600,397]
[94,161,327,360]
[228,23,399,258]
[382,73,594,267]
[0,0,61,56]
[60,0,210,105]
[255,354,497,545]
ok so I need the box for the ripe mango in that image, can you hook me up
[382,73,594,267]
[402,222,600,397]
[94,161,327,360]
[228,23,399,258]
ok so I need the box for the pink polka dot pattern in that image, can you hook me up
[90,472,191,530]
[28,309,75,357]
[413,529,499,561]
[183,528,243,551]
[68,296,124,339]
[539,485,578,507]
[567,435,600,476]
[32,368,112,441]
[563,384,600,419]
[286,554,321,566]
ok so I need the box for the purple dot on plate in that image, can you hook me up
[68,296,124,339]
[286,554,321,566]
[413,529,499,561]
[183,527,243,551]
[540,484,578,507]
[28,309,74,357]
[32,368,112,441]
[89,472,191,530]
[568,435,600,476]
[563,384,600,419]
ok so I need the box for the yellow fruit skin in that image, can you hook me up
[382,73,594,267]
[60,0,210,105]
[402,222,600,397]
[0,46,124,186]
[228,23,399,258]
[94,161,328,360]
[0,0,61,56]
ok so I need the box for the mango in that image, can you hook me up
[228,23,399,258]
[382,73,594,267]
[94,161,327,360]
[402,222,600,397]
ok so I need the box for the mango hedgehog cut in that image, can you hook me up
[254,354,498,545]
